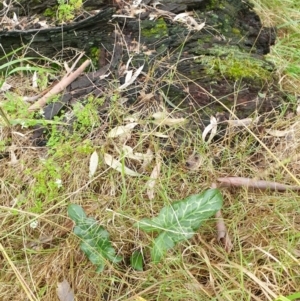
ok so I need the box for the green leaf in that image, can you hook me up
[135,189,223,263]
[287,292,300,300]
[275,292,300,301]
[130,251,144,271]
[68,204,122,272]
[68,204,86,223]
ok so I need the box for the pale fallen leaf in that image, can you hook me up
[227,117,258,127]
[173,12,192,22]
[57,279,75,301]
[118,65,144,91]
[12,12,18,24]
[215,210,233,253]
[32,71,38,88]
[124,70,133,84]
[104,153,141,177]
[202,116,217,143]
[152,111,186,126]
[108,122,138,138]
[89,151,99,178]
[146,160,161,200]
[118,145,153,162]
[125,57,133,71]
[265,128,293,137]
[151,132,169,138]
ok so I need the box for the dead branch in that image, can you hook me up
[217,177,300,191]
[28,59,91,111]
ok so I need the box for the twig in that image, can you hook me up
[28,59,91,111]
[217,177,300,191]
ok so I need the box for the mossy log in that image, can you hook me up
[1,0,283,133]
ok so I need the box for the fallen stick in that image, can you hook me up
[217,177,300,191]
[28,59,91,111]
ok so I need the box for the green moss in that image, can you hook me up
[218,57,271,80]
[44,7,56,17]
[231,27,241,35]
[44,0,83,22]
[89,47,100,66]
[197,46,273,81]
[141,18,168,39]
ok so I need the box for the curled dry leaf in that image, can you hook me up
[108,122,138,138]
[202,116,217,143]
[89,151,99,178]
[104,153,141,177]
[215,210,233,253]
[57,279,75,301]
[146,160,161,200]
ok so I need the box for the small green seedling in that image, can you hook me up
[68,204,122,272]
[135,188,223,263]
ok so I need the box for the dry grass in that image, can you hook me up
[1,1,300,301]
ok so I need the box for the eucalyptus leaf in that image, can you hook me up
[68,204,122,272]
[135,189,223,263]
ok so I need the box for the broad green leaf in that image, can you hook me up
[135,189,223,263]
[68,204,122,272]
[151,233,175,263]
[130,251,144,271]
[68,204,86,223]
[275,292,300,301]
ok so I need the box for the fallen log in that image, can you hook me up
[0,0,285,146]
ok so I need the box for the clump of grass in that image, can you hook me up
[1,1,300,300]
[251,0,300,92]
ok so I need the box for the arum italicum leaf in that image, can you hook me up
[135,189,223,263]
[130,250,144,271]
[68,204,122,272]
